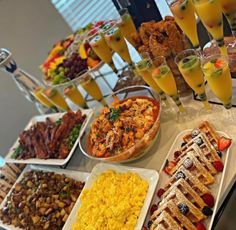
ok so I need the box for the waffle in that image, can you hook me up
[151,210,182,230]
[183,121,219,151]
[0,163,25,204]
[149,121,225,230]
[163,166,210,197]
[162,178,206,210]
[180,132,220,163]
[151,200,196,230]
[170,144,217,176]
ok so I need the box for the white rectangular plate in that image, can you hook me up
[63,163,159,230]
[0,165,90,230]
[145,130,231,230]
[4,109,93,166]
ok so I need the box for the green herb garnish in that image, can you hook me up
[55,118,62,125]
[109,107,122,122]
[212,68,223,77]
[67,123,82,149]
[11,145,24,159]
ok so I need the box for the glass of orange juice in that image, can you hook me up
[193,0,227,56]
[175,49,211,110]
[104,23,133,65]
[166,0,200,50]
[117,8,138,48]
[220,0,236,36]
[135,53,169,106]
[87,29,117,73]
[77,71,107,106]
[33,86,54,109]
[152,56,185,112]
[63,84,88,109]
[42,87,70,111]
[202,54,232,109]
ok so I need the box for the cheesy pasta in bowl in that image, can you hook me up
[80,86,161,163]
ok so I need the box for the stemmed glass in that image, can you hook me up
[104,23,133,66]
[201,54,232,110]
[77,71,107,106]
[135,54,170,107]
[151,56,185,113]
[220,0,236,37]
[193,0,227,56]
[42,87,70,112]
[166,0,200,50]
[63,83,89,109]
[117,8,139,49]
[175,49,211,110]
[87,28,118,73]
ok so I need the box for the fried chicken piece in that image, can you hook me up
[138,45,152,57]
[139,21,156,45]
[149,34,171,57]
[165,21,186,55]
[165,16,175,21]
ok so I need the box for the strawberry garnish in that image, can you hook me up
[218,136,232,151]
[213,161,224,172]
[150,204,158,214]
[202,193,215,208]
[152,68,160,76]
[214,59,224,68]
[196,222,206,230]
[163,160,176,175]
[157,188,165,198]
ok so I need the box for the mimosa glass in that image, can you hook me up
[118,8,138,48]
[202,54,232,109]
[166,0,200,49]
[135,56,169,106]
[87,29,117,73]
[43,87,70,111]
[78,71,107,106]
[63,84,88,109]
[175,49,211,110]
[193,0,227,56]
[220,0,236,36]
[152,56,185,112]
[104,23,132,65]
[33,86,54,109]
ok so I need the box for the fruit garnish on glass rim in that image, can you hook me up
[214,59,224,68]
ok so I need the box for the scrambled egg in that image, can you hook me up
[72,170,149,230]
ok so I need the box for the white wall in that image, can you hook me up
[0,0,72,155]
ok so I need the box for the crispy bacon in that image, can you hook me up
[17,110,85,160]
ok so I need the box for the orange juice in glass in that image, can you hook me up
[193,0,227,56]
[152,56,185,112]
[104,25,132,65]
[167,0,199,49]
[64,84,88,109]
[88,30,117,72]
[202,55,232,109]
[175,49,211,110]
[43,88,70,111]
[135,58,168,104]
[33,86,54,108]
[118,8,138,48]
[220,0,236,36]
[79,73,107,106]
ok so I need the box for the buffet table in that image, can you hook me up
[65,97,236,225]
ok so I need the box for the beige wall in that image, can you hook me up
[0,0,72,154]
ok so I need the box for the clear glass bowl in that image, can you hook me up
[79,85,161,163]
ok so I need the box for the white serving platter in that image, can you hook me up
[145,129,231,230]
[4,109,93,166]
[63,163,159,230]
[0,165,90,230]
